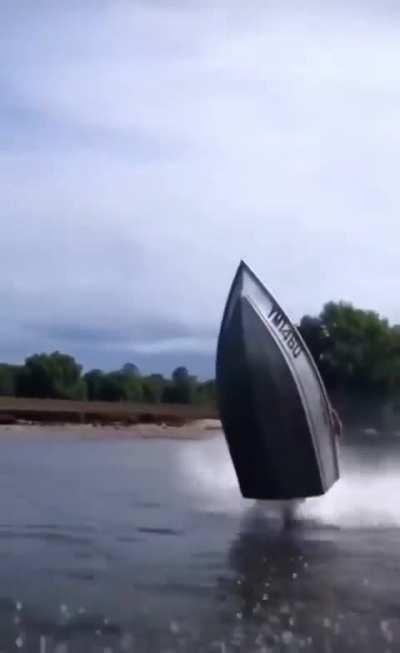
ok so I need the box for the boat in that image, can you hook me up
[216,261,340,500]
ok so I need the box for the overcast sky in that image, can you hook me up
[1,1,400,377]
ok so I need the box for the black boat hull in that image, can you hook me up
[216,262,339,500]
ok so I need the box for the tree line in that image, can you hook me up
[0,301,399,420]
[298,301,400,426]
[0,357,216,405]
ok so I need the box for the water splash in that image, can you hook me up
[301,451,400,528]
[178,437,244,513]
[179,438,400,529]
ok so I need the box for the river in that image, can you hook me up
[0,430,398,651]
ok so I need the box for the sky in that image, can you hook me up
[1,0,400,378]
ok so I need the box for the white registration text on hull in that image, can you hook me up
[267,306,302,358]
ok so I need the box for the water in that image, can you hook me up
[0,431,399,651]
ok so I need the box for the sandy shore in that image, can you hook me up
[0,419,223,440]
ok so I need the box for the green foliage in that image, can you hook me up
[0,364,21,396]
[0,356,213,407]
[322,302,392,396]
[69,378,87,401]
[141,374,165,403]
[117,371,143,402]
[84,369,105,401]
[195,379,216,404]
[121,363,140,378]
[96,373,127,402]
[16,351,83,400]
[162,366,197,404]
[298,315,329,365]
[83,365,143,402]
[83,363,209,405]
[300,301,398,404]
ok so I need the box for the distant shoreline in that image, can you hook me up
[0,397,220,439]
[0,419,222,441]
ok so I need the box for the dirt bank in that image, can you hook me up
[0,397,218,428]
[0,418,222,441]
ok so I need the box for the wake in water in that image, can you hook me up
[302,449,400,529]
[178,438,400,530]
[178,437,244,514]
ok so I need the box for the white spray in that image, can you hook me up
[178,436,400,529]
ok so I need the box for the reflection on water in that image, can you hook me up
[0,434,398,650]
[225,506,400,652]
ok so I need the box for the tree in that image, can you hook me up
[317,301,393,398]
[84,369,104,401]
[298,301,399,427]
[96,373,126,402]
[0,364,20,396]
[299,302,395,398]
[122,373,143,401]
[162,367,197,404]
[16,351,85,399]
[195,379,216,404]
[87,370,144,402]
[298,315,328,366]
[142,374,166,403]
[121,363,140,378]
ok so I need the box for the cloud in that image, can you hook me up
[1,1,400,374]
[30,317,216,348]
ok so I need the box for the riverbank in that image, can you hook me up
[0,396,217,425]
[0,419,222,440]
[0,397,221,439]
